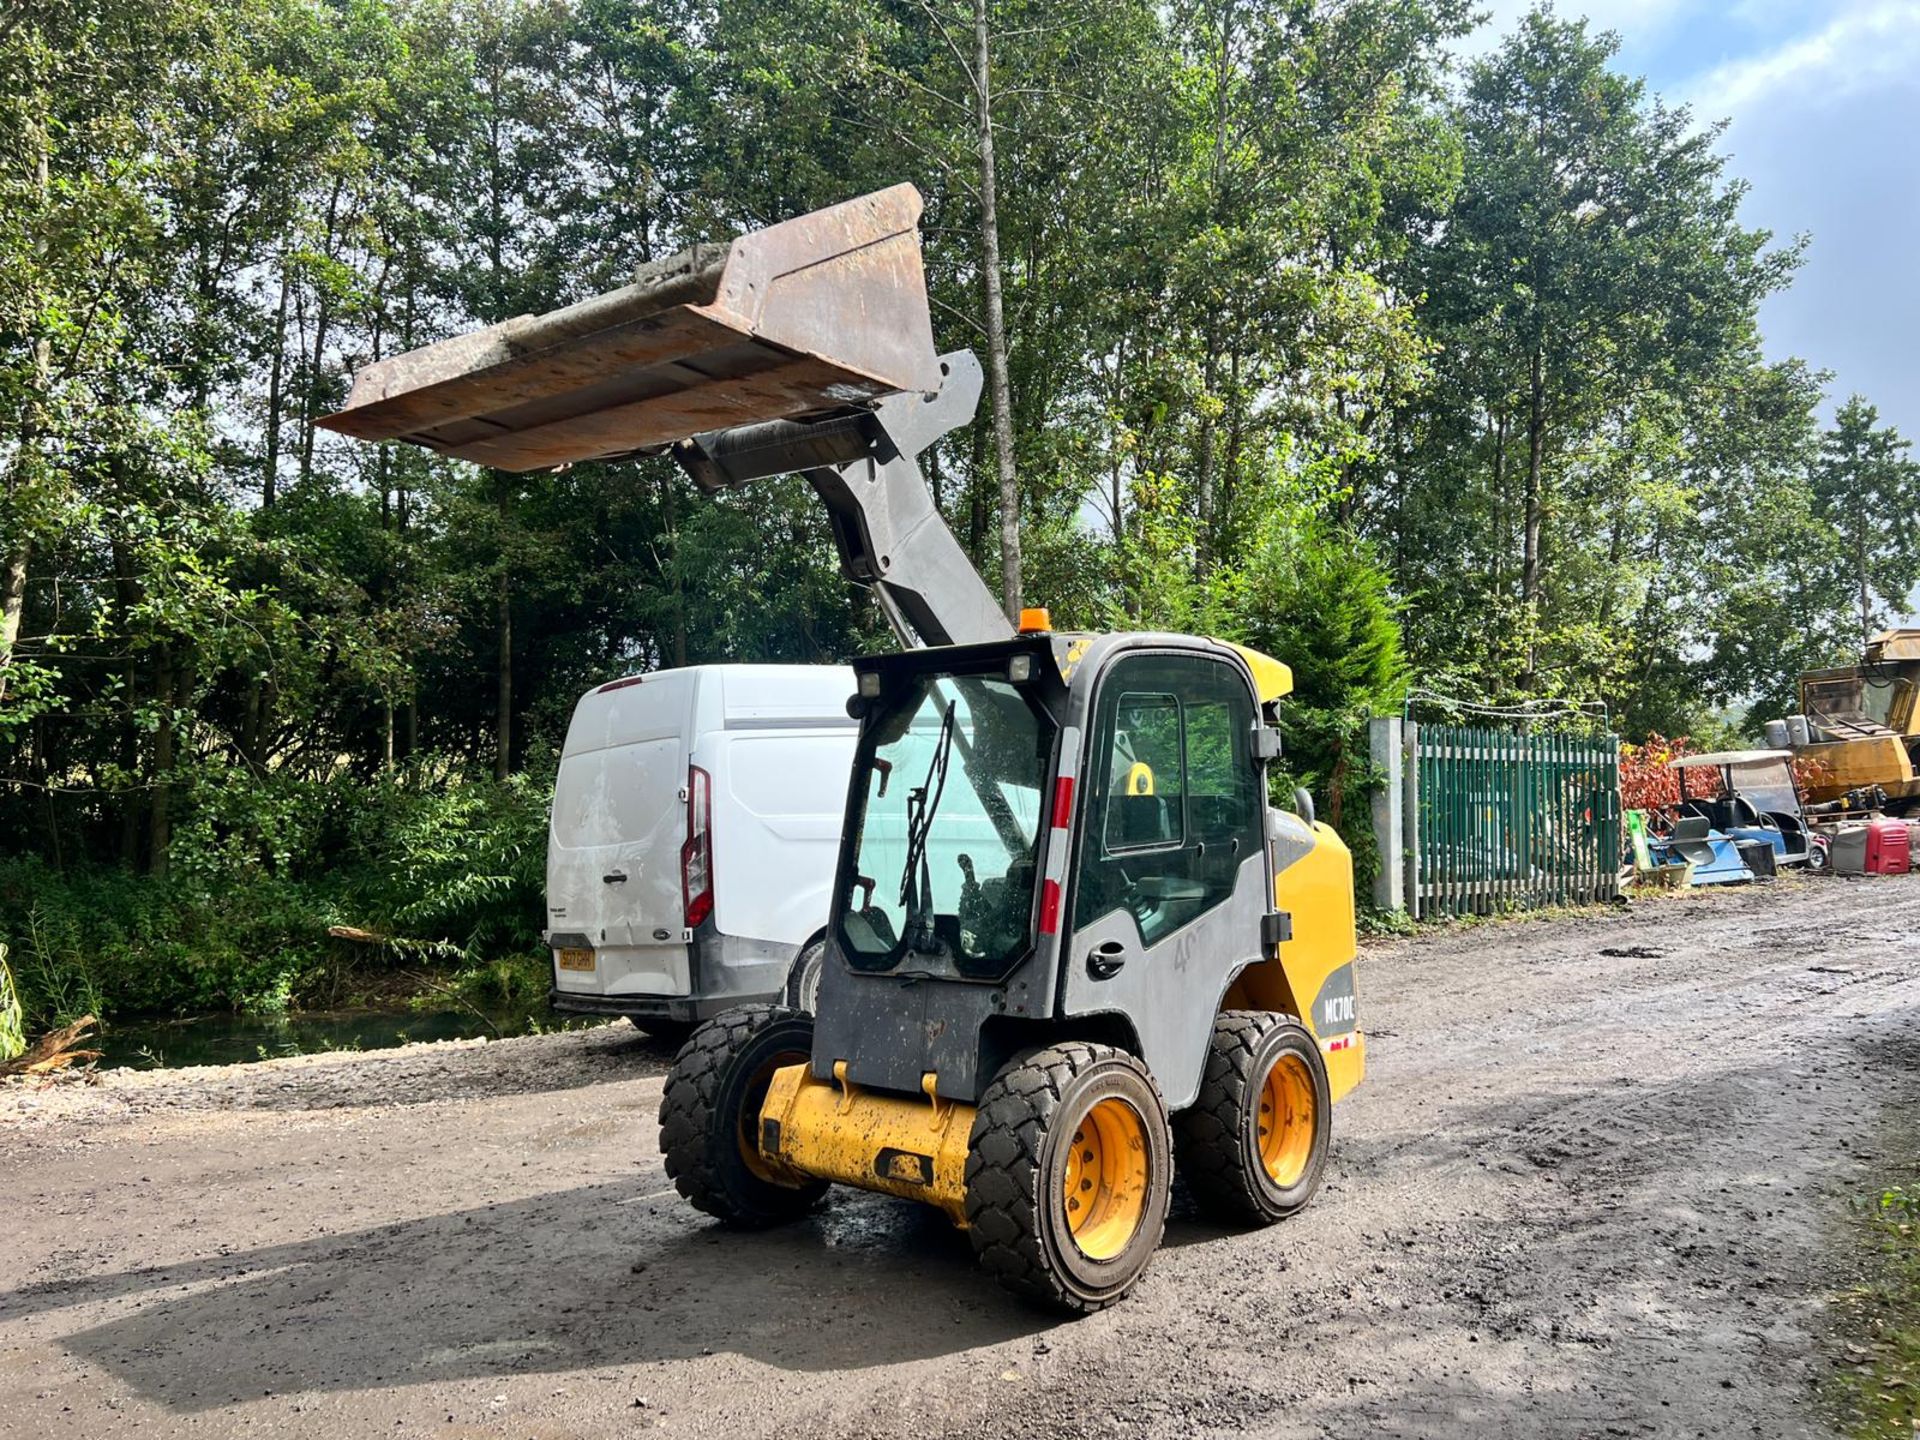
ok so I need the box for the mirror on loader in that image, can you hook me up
[321,184,1362,1317]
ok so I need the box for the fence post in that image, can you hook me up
[1403,719,1421,921]
[1368,716,1404,913]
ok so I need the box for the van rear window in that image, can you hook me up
[551,737,684,849]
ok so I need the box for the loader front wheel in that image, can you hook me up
[659,1004,826,1227]
[1175,1011,1330,1225]
[964,1042,1171,1314]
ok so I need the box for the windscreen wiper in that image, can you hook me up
[899,700,957,949]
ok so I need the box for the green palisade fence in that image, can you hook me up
[1407,722,1621,918]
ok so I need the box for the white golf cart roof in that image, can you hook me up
[1668,749,1793,769]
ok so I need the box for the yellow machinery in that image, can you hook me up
[322,186,1365,1312]
[1791,630,1920,812]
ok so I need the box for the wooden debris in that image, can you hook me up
[0,1015,103,1079]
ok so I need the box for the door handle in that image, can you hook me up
[1086,940,1126,980]
[602,870,627,884]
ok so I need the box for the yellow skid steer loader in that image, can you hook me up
[322,185,1366,1312]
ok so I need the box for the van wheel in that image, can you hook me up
[785,935,828,1013]
[659,1005,827,1227]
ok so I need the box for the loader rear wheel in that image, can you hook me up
[964,1042,1171,1314]
[1175,1011,1330,1225]
[659,1004,827,1227]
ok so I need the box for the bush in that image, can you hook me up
[0,751,555,1032]
[0,943,22,1060]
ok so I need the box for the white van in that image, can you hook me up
[545,664,858,1033]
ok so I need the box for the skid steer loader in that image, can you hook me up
[321,184,1366,1312]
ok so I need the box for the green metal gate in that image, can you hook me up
[1408,723,1621,918]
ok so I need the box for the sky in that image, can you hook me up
[1464,0,1920,442]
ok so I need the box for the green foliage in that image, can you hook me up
[0,0,1911,1024]
[345,756,554,960]
[1827,1182,1920,1440]
[0,756,552,1032]
[0,942,22,1060]
[1230,518,1409,893]
[1813,397,1920,648]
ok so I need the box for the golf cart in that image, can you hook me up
[1669,749,1812,873]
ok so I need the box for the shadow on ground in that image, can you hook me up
[4,1179,1051,1409]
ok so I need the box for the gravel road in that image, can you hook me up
[4,875,1918,1439]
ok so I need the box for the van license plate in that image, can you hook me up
[557,947,595,972]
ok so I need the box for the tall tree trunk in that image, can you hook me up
[658,472,688,667]
[494,571,512,781]
[1522,350,1547,686]
[1194,346,1219,575]
[1192,0,1234,571]
[263,262,289,507]
[0,544,26,708]
[297,177,345,489]
[119,655,142,866]
[972,0,1021,621]
[1,117,51,710]
[968,420,988,565]
[1857,531,1873,645]
[148,643,175,878]
[1489,409,1509,590]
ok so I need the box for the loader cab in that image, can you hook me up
[815,631,1296,1114]
[832,636,1065,992]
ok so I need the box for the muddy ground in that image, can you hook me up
[3,875,1918,1439]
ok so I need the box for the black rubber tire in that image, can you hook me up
[783,934,827,1013]
[659,1004,827,1227]
[1175,1010,1331,1226]
[964,1042,1172,1314]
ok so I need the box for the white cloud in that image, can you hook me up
[1685,1,1920,116]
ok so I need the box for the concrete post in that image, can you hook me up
[1368,716,1405,914]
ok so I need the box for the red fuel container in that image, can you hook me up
[1866,818,1912,875]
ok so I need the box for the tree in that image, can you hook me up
[1812,397,1920,645]
[1406,7,1797,691]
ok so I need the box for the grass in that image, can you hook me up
[1827,1181,1920,1438]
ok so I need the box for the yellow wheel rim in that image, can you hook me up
[738,1052,805,1184]
[1062,1096,1151,1261]
[1258,1053,1316,1188]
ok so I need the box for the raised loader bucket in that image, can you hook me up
[318,185,941,473]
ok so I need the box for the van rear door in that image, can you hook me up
[548,672,697,998]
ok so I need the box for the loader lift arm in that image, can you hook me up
[317,185,1011,651]
[670,348,1009,648]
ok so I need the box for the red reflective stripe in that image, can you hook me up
[1050,775,1075,831]
[1038,878,1062,935]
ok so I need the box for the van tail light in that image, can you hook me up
[681,764,714,928]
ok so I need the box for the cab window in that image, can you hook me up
[1073,655,1261,946]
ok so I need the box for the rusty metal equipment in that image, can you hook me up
[1781,629,1920,814]
[318,185,942,474]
